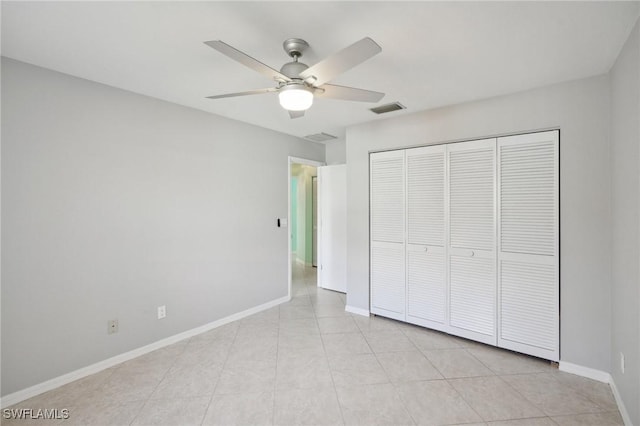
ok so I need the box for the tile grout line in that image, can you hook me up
[491,372,551,421]
[550,372,617,414]
[314,289,348,426]
[493,371,613,419]
[271,298,282,426]
[393,324,529,425]
[198,321,241,426]
[442,374,489,424]
[128,341,190,426]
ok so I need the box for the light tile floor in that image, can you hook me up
[5,265,623,426]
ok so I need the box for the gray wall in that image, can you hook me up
[345,75,612,372]
[1,58,324,396]
[325,139,346,165]
[610,18,639,425]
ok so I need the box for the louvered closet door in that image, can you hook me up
[406,145,447,330]
[447,139,497,345]
[370,150,405,321]
[498,131,559,361]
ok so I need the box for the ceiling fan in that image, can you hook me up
[204,37,385,119]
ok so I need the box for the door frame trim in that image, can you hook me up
[312,175,318,268]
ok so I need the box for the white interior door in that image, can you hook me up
[370,151,406,320]
[406,145,447,331]
[447,139,497,345]
[497,131,559,361]
[318,165,347,293]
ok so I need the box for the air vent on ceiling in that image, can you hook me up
[304,132,338,142]
[370,102,406,114]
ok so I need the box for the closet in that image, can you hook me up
[369,130,559,361]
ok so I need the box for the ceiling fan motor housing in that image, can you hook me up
[280,61,309,79]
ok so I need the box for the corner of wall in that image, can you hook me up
[325,138,347,165]
[609,14,640,426]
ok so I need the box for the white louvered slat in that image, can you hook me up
[371,152,405,243]
[371,244,405,317]
[449,255,495,336]
[407,249,445,324]
[500,260,557,350]
[407,146,445,246]
[497,130,559,361]
[449,146,495,251]
[500,140,556,256]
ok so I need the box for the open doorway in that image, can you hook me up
[288,157,323,299]
[290,163,317,268]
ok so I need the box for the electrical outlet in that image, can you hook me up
[157,305,166,319]
[620,352,625,373]
[108,319,118,334]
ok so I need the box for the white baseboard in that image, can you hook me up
[609,377,633,426]
[559,361,632,426]
[0,295,290,409]
[345,305,370,317]
[558,361,610,383]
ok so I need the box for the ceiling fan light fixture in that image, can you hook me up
[279,84,313,111]
[205,37,384,119]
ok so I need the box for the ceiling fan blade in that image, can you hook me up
[289,110,305,119]
[206,88,277,100]
[316,84,385,103]
[204,40,291,82]
[299,37,382,86]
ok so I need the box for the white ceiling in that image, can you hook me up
[2,1,638,141]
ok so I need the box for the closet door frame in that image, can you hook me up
[368,130,559,361]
